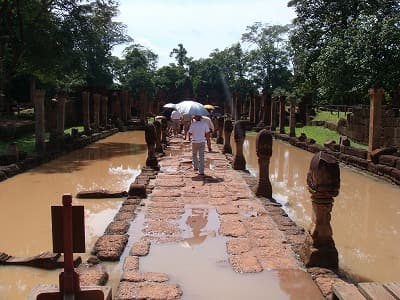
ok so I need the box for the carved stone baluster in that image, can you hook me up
[255,129,273,198]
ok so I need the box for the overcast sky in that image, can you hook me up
[113,0,296,67]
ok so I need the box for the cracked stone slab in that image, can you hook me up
[114,211,136,221]
[226,238,252,255]
[115,281,183,300]
[93,234,129,261]
[77,264,109,286]
[219,221,247,237]
[229,253,263,273]
[216,205,240,215]
[104,221,130,235]
[121,271,169,283]
[130,240,150,256]
[123,256,139,271]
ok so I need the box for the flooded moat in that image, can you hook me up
[0,131,399,299]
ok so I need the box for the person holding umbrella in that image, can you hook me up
[188,115,210,176]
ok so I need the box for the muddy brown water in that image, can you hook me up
[0,131,398,299]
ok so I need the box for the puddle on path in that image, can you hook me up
[140,238,322,300]
[106,202,323,299]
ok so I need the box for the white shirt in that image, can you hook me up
[201,116,214,131]
[188,120,209,143]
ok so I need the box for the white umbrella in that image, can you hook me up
[175,100,209,116]
[163,103,176,109]
[163,103,175,108]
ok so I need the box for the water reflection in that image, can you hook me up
[0,131,146,299]
[237,135,400,282]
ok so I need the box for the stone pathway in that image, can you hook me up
[115,137,323,300]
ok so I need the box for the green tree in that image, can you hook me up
[114,43,158,98]
[169,43,189,67]
[241,22,292,94]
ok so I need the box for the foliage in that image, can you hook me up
[114,43,158,98]
[169,43,190,68]
[289,0,400,104]
[0,0,131,104]
[241,22,293,94]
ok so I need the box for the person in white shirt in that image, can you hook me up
[170,109,182,136]
[188,115,210,176]
[201,115,214,152]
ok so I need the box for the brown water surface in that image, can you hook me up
[238,136,400,282]
[0,131,146,300]
[1,132,399,299]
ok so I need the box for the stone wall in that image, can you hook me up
[340,106,400,148]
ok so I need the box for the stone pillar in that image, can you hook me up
[56,96,66,137]
[279,96,286,134]
[212,118,218,138]
[306,151,340,269]
[255,129,273,198]
[101,95,108,127]
[153,120,164,154]
[82,91,90,132]
[34,89,46,153]
[233,93,238,120]
[262,93,272,126]
[249,95,255,123]
[145,123,159,170]
[160,117,168,144]
[121,90,129,123]
[368,88,384,160]
[270,97,277,131]
[92,93,101,129]
[233,120,246,170]
[216,117,224,144]
[223,119,233,154]
[289,97,296,137]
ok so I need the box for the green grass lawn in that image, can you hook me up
[0,126,84,154]
[247,126,367,150]
[313,110,348,124]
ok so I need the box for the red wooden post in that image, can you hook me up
[59,194,80,295]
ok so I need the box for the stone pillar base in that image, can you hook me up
[28,284,111,300]
[306,247,338,269]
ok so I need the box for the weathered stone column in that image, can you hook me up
[93,93,101,129]
[289,97,296,137]
[255,129,273,198]
[145,123,159,170]
[279,95,286,134]
[216,117,224,144]
[233,120,246,170]
[153,120,164,154]
[306,151,340,269]
[34,89,46,153]
[56,96,66,137]
[368,88,384,160]
[270,97,277,131]
[223,119,233,154]
[82,91,90,132]
[262,93,271,126]
[101,95,108,127]
[254,95,260,125]
[160,117,168,144]
[121,90,129,123]
[249,95,255,124]
[212,118,218,138]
